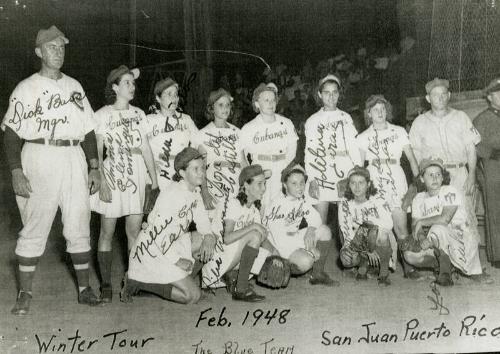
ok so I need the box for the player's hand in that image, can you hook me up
[367,251,380,268]
[175,258,194,272]
[88,169,101,195]
[464,174,475,196]
[308,180,320,200]
[11,168,32,198]
[99,179,112,202]
[199,234,217,263]
[304,228,316,251]
[412,221,422,241]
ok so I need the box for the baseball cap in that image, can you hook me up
[252,83,277,106]
[484,77,500,95]
[106,65,140,84]
[239,165,272,186]
[318,74,341,88]
[281,164,306,183]
[154,77,179,97]
[207,88,233,106]
[174,147,203,173]
[36,25,69,47]
[347,166,371,180]
[418,157,445,174]
[365,94,389,112]
[425,78,449,94]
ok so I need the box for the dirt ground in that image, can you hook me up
[1,166,500,354]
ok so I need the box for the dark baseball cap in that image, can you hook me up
[281,164,306,183]
[207,88,233,106]
[36,25,69,47]
[174,147,203,172]
[418,157,445,174]
[154,77,179,97]
[239,165,272,186]
[107,65,139,84]
[484,77,500,95]
[425,78,449,94]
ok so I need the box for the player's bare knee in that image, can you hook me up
[403,251,423,266]
[190,287,201,304]
[246,230,262,248]
[295,255,314,273]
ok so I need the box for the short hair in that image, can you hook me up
[314,79,344,107]
[281,169,307,195]
[236,178,262,210]
[421,165,451,186]
[363,95,393,127]
[344,173,378,201]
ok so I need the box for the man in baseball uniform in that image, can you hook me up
[2,26,102,315]
[409,78,482,252]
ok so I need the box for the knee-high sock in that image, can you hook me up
[312,240,331,276]
[190,260,203,279]
[98,251,112,286]
[17,255,39,293]
[437,249,452,275]
[131,279,173,300]
[236,245,258,292]
[70,252,90,290]
[376,245,392,278]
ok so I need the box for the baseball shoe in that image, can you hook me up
[469,272,494,284]
[377,276,391,286]
[309,272,339,287]
[232,286,265,302]
[435,272,454,287]
[404,268,423,281]
[100,284,112,303]
[221,270,238,294]
[119,275,135,303]
[78,287,103,306]
[11,291,32,316]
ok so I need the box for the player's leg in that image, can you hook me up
[309,224,338,286]
[125,214,143,252]
[288,249,314,275]
[374,230,393,286]
[189,231,205,282]
[313,201,329,224]
[97,216,117,302]
[392,207,421,280]
[121,276,201,304]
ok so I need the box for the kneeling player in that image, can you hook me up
[264,165,338,286]
[203,165,273,302]
[121,147,217,304]
[338,167,397,286]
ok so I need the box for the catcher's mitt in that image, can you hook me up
[349,222,379,256]
[257,256,291,289]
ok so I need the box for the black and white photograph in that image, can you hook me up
[1,0,500,353]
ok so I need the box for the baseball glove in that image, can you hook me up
[257,256,291,289]
[349,222,379,256]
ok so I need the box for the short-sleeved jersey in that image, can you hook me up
[193,122,243,201]
[224,198,261,233]
[304,108,360,201]
[240,113,297,157]
[145,111,198,188]
[412,185,467,227]
[409,108,481,163]
[263,195,322,235]
[1,73,95,140]
[338,197,393,245]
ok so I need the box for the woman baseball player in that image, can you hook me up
[240,83,298,210]
[406,158,484,286]
[194,88,245,214]
[356,94,421,279]
[122,147,217,304]
[264,164,337,286]
[90,65,158,303]
[145,77,199,191]
[202,165,273,302]
[304,74,361,224]
[338,167,397,286]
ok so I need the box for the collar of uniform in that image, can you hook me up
[488,105,500,116]
[426,108,453,123]
[178,179,201,193]
[257,113,283,124]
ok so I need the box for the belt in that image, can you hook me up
[213,161,241,168]
[28,138,80,147]
[370,158,398,165]
[444,162,466,169]
[334,150,349,157]
[256,153,286,162]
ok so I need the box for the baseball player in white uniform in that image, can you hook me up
[145,78,199,191]
[194,88,245,215]
[264,164,337,286]
[240,83,298,210]
[304,74,361,223]
[122,147,217,304]
[2,26,102,315]
[90,65,158,303]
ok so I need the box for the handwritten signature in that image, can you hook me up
[427,282,450,315]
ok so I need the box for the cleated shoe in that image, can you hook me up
[100,284,113,303]
[232,287,265,303]
[378,276,391,286]
[435,272,454,287]
[309,272,339,287]
[11,291,32,316]
[78,287,103,306]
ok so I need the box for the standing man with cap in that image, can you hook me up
[474,78,500,268]
[2,25,102,315]
[123,147,217,304]
[409,78,482,253]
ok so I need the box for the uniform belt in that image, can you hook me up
[444,162,466,169]
[256,153,286,162]
[334,150,349,157]
[28,138,80,147]
[370,158,398,165]
[213,161,241,168]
